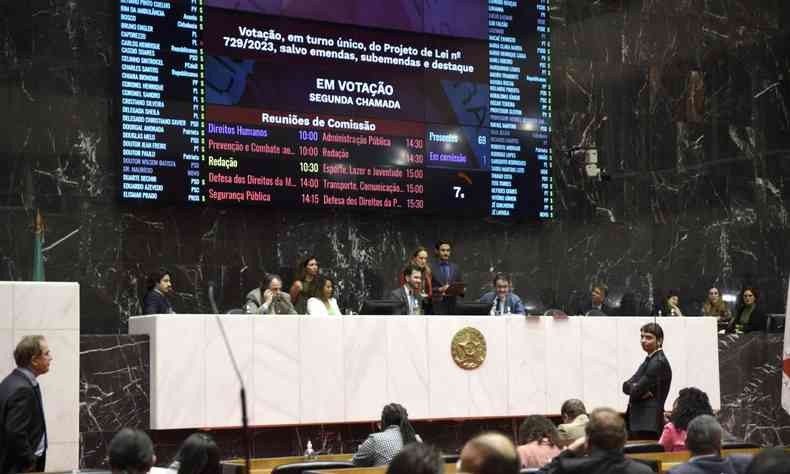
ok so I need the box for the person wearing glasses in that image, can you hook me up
[701,287,730,320]
[727,287,767,333]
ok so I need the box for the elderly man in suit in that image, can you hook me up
[391,266,426,315]
[430,240,463,315]
[0,335,52,473]
[622,322,672,438]
[667,415,751,474]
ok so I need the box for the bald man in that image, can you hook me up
[458,432,520,474]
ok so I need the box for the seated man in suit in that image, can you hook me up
[391,266,426,315]
[576,285,613,316]
[557,399,589,447]
[430,240,464,315]
[245,274,297,315]
[667,415,751,474]
[539,407,653,474]
[478,273,526,315]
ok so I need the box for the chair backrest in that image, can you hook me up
[226,308,245,315]
[631,458,659,473]
[722,442,761,450]
[623,443,664,454]
[585,309,607,317]
[271,461,356,474]
[543,308,567,317]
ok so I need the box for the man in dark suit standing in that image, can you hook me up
[430,240,463,315]
[0,335,52,473]
[391,266,425,315]
[622,323,672,438]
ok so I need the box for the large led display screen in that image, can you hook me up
[119,0,553,217]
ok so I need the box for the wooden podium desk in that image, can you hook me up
[129,315,720,430]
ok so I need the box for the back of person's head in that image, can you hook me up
[386,442,444,474]
[585,407,627,451]
[109,428,155,474]
[459,432,519,474]
[746,447,790,474]
[518,415,559,447]
[560,399,586,420]
[671,387,714,430]
[381,402,417,444]
[173,433,220,474]
[684,415,722,456]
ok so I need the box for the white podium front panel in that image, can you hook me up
[129,315,720,429]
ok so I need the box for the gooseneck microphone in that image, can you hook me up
[210,281,252,474]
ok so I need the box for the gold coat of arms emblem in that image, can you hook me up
[451,327,486,370]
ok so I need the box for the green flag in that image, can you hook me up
[32,210,45,281]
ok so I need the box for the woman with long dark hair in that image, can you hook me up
[516,415,561,468]
[659,387,714,452]
[169,433,220,474]
[289,256,319,314]
[352,403,419,466]
[728,287,768,333]
[306,274,341,316]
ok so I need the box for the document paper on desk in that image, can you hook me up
[782,279,790,414]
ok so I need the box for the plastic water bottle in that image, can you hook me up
[304,440,315,460]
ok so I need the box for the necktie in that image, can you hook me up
[33,384,48,450]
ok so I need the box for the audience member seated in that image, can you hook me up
[245,274,297,315]
[517,415,561,469]
[109,428,156,474]
[660,387,714,452]
[539,407,652,474]
[701,287,731,320]
[143,268,175,315]
[387,442,444,474]
[661,290,684,317]
[478,273,526,315]
[616,293,641,316]
[557,399,589,447]
[306,275,341,316]
[168,432,220,474]
[289,256,320,314]
[400,246,433,300]
[667,415,751,474]
[745,447,790,474]
[458,432,520,474]
[728,287,767,333]
[391,266,427,315]
[353,403,419,467]
[576,285,613,316]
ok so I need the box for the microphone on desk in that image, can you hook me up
[212,296,252,474]
[207,280,220,314]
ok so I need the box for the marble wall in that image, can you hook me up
[1,0,789,332]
